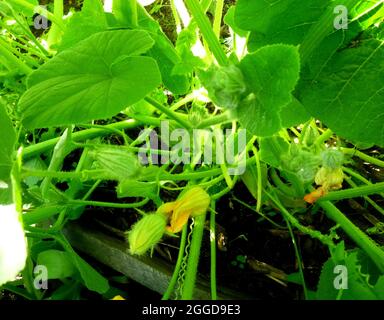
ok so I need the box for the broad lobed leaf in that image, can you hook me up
[19,30,162,129]
[237,44,301,137]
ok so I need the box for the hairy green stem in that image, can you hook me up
[253,146,263,212]
[0,37,33,74]
[210,200,217,300]
[196,112,232,129]
[47,0,63,46]
[265,190,335,248]
[319,181,384,202]
[67,198,149,209]
[145,97,193,129]
[344,177,384,216]
[343,166,384,199]
[129,0,138,26]
[181,214,206,299]
[341,148,384,168]
[162,224,188,300]
[315,128,333,146]
[213,0,224,39]
[318,200,384,272]
[170,0,182,32]
[184,0,228,66]
[284,218,308,300]
[22,167,223,182]
[22,120,141,160]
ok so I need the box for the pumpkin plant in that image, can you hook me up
[0,0,384,300]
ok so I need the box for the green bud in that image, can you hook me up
[281,145,321,183]
[188,102,208,126]
[199,64,247,110]
[90,145,140,181]
[321,149,344,169]
[127,213,167,255]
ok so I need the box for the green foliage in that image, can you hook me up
[316,244,384,300]
[0,102,15,182]
[199,63,247,110]
[299,39,384,146]
[37,249,76,280]
[237,44,300,137]
[90,145,141,181]
[59,0,108,51]
[235,0,384,146]
[19,30,161,128]
[68,248,110,294]
[1,0,384,301]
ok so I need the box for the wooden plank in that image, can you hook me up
[64,222,245,299]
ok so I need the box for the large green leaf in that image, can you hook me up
[0,102,15,182]
[111,0,190,94]
[280,97,310,128]
[19,30,161,129]
[234,0,382,69]
[70,252,109,294]
[237,44,300,136]
[37,249,76,280]
[234,0,329,47]
[299,39,384,146]
[58,0,108,51]
[316,248,384,300]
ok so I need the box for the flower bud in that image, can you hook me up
[91,145,140,181]
[127,213,166,255]
[199,64,247,110]
[321,149,344,169]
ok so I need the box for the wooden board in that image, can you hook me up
[64,222,246,299]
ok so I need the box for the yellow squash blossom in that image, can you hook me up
[157,186,210,233]
[304,166,344,204]
[315,166,344,191]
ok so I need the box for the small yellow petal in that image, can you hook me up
[177,187,210,217]
[168,210,191,233]
[304,187,327,204]
[166,187,210,233]
[111,295,125,300]
[156,202,177,218]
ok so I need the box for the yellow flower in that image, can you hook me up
[111,295,126,300]
[304,166,344,204]
[304,186,327,204]
[315,166,344,190]
[157,186,210,233]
